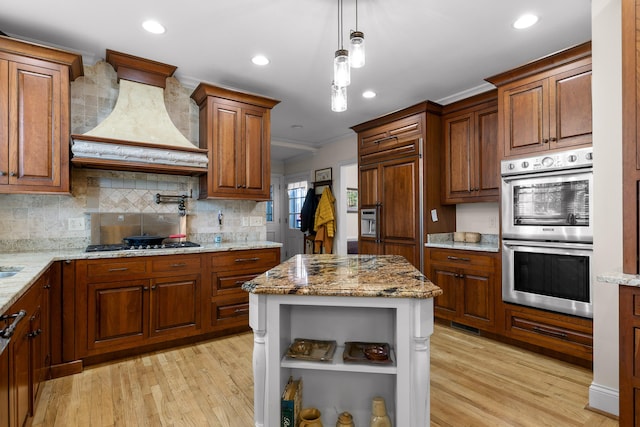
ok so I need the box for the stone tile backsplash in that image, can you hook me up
[0,61,267,252]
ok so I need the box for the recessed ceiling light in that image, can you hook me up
[251,55,270,66]
[142,20,166,34]
[362,90,376,99]
[513,14,539,30]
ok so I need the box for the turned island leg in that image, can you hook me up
[249,293,268,427]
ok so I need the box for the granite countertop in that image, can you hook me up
[597,272,640,287]
[242,254,442,299]
[424,233,500,253]
[0,241,281,315]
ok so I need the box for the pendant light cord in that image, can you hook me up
[355,0,358,31]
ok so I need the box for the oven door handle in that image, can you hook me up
[501,166,592,181]
[502,239,593,251]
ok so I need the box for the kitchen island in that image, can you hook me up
[242,254,442,427]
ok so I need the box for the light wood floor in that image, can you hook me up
[32,324,618,427]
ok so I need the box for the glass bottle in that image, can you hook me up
[370,396,392,427]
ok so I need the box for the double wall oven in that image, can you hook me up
[501,147,593,319]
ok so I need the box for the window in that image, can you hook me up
[287,180,308,230]
[266,184,274,222]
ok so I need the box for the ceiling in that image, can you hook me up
[0,1,591,161]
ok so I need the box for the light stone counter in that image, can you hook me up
[0,241,281,314]
[424,232,500,252]
[597,272,640,287]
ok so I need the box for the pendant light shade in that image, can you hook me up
[350,32,365,68]
[331,81,347,112]
[334,49,350,87]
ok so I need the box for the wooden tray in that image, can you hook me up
[286,339,337,362]
[343,341,393,364]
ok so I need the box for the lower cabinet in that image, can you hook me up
[503,304,592,362]
[75,248,280,359]
[620,285,640,426]
[207,248,280,332]
[0,338,8,427]
[76,255,203,358]
[426,248,499,332]
[2,267,51,427]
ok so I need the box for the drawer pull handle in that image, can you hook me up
[446,256,470,262]
[108,267,129,272]
[0,310,27,338]
[234,281,245,285]
[170,263,187,268]
[371,135,399,145]
[234,308,249,314]
[235,257,260,263]
[532,326,568,339]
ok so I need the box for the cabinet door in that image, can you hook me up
[242,107,270,198]
[28,303,43,414]
[460,269,494,328]
[549,64,592,149]
[358,239,380,256]
[430,266,458,318]
[212,101,242,193]
[358,164,378,206]
[443,112,474,199]
[0,335,8,427]
[8,60,63,189]
[380,156,418,242]
[86,280,149,353]
[150,275,200,337]
[475,107,499,197]
[502,78,549,157]
[9,316,29,427]
[0,59,8,186]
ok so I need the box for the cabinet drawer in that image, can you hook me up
[429,250,494,268]
[217,299,249,320]
[505,308,592,353]
[213,272,260,294]
[85,259,148,278]
[210,294,250,330]
[210,249,279,272]
[358,115,422,154]
[151,255,201,273]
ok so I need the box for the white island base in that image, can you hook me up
[248,293,434,427]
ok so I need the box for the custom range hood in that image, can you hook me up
[71,50,208,176]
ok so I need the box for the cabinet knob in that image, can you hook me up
[143,286,149,291]
[151,285,157,291]
[542,139,549,144]
[9,171,16,177]
[0,171,5,176]
[549,137,557,142]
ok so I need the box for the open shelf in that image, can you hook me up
[280,345,397,374]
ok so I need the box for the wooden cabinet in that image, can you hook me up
[358,156,421,268]
[503,303,592,362]
[76,254,203,357]
[207,248,280,331]
[191,83,280,201]
[619,285,640,426]
[426,248,499,331]
[0,36,82,194]
[442,91,499,203]
[486,42,592,159]
[352,103,456,271]
[0,337,8,427]
[2,267,51,427]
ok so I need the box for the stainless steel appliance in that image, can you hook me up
[501,147,593,318]
[360,208,377,238]
[501,147,593,242]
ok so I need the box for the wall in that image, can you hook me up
[455,202,499,235]
[285,133,358,255]
[0,61,267,252]
[590,0,622,415]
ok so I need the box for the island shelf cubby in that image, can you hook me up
[250,293,433,427]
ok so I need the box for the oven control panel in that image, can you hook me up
[501,147,593,176]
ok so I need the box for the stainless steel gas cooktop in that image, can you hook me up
[85,241,201,252]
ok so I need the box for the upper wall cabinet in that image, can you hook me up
[486,42,592,159]
[191,84,280,201]
[442,90,499,204]
[0,36,83,194]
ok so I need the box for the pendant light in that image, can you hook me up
[331,81,347,112]
[333,0,350,87]
[350,0,365,68]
